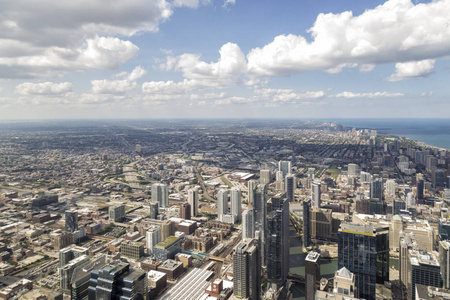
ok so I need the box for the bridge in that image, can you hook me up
[290,216,302,235]
[208,256,226,263]
[287,273,305,284]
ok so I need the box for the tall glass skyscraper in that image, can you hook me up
[338,223,389,300]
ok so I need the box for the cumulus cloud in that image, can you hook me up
[15,82,73,95]
[91,66,147,94]
[0,0,210,78]
[334,91,404,99]
[247,0,450,77]
[386,59,435,81]
[255,88,325,103]
[223,0,236,7]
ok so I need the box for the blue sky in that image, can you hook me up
[0,0,449,119]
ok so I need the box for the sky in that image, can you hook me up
[1,0,450,119]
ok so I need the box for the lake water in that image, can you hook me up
[328,118,450,150]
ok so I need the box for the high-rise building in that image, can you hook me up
[285,174,295,202]
[311,182,321,208]
[278,161,291,178]
[385,179,396,197]
[305,251,320,300]
[433,169,445,188]
[360,171,371,183]
[230,187,242,221]
[370,178,383,200]
[152,183,169,208]
[59,245,89,267]
[179,202,191,220]
[242,209,255,240]
[338,223,389,300]
[59,255,89,290]
[232,238,261,300]
[303,199,311,248]
[417,177,424,200]
[267,193,290,289]
[315,267,358,300]
[447,176,450,188]
[275,170,284,182]
[217,189,228,222]
[150,202,159,219]
[146,226,161,255]
[260,169,271,185]
[254,184,267,265]
[88,260,148,300]
[188,187,198,217]
[109,203,126,222]
[248,180,257,207]
[347,164,359,177]
[71,256,107,300]
[65,210,78,233]
[121,241,145,260]
[409,250,442,300]
[440,240,450,289]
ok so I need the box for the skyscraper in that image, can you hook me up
[188,187,198,217]
[146,226,161,255]
[417,177,424,200]
[242,209,255,240]
[278,160,291,178]
[179,202,191,220]
[311,182,321,208]
[303,199,311,248]
[440,240,450,289]
[275,170,284,182]
[433,169,445,188]
[88,260,148,300]
[370,178,383,200]
[248,180,257,207]
[285,174,295,202]
[267,193,290,290]
[152,183,169,208]
[347,164,359,177]
[254,184,267,265]
[409,251,442,300]
[65,210,78,233]
[305,251,320,300]
[217,189,228,221]
[385,179,396,197]
[260,169,271,185]
[233,238,261,300]
[150,202,159,219]
[230,187,242,221]
[109,203,126,222]
[338,223,389,300]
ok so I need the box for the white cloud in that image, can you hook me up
[0,0,206,78]
[173,0,211,8]
[91,66,147,94]
[247,0,450,77]
[255,88,325,102]
[386,59,435,81]
[223,0,236,7]
[15,82,73,95]
[334,91,404,98]
[215,96,254,105]
[162,42,247,88]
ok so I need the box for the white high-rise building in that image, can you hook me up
[260,170,271,185]
[188,187,198,217]
[152,183,169,207]
[386,179,397,196]
[275,171,284,182]
[406,192,416,208]
[347,164,359,177]
[146,226,161,255]
[285,174,295,202]
[278,161,291,178]
[311,181,321,208]
[242,209,255,240]
[230,187,242,221]
[217,189,228,221]
[360,171,371,183]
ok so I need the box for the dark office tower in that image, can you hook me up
[305,251,320,300]
[254,184,267,266]
[303,199,312,248]
[65,210,78,233]
[150,202,159,219]
[370,178,383,200]
[267,193,290,289]
[440,241,450,289]
[409,251,442,300]
[338,223,389,300]
[88,260,147,300]
[417,178,424,200]
[393,200,406,215]
[285,174,295,202]
[311,182,321,208]
[179,202,191,220]
[232,238,261,300]
[447,176,450,188]
[433,169,445,188]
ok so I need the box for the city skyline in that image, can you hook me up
[1,0,450,119]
